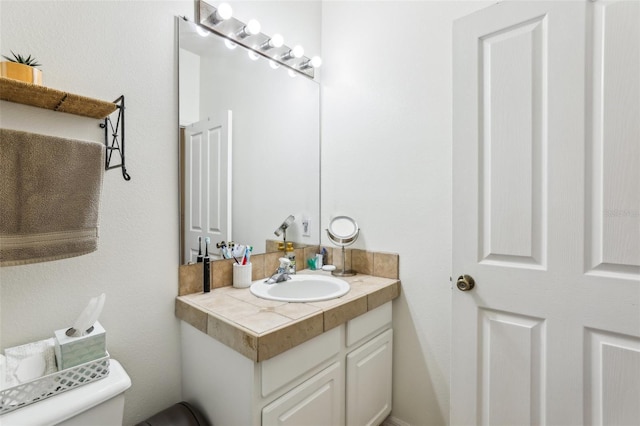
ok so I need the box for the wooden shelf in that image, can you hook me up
[0,77,117,119]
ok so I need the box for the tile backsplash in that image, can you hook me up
[179,246,399,296]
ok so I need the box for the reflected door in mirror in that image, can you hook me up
[183,111,232,262]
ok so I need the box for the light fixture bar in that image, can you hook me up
[197,0,318,78]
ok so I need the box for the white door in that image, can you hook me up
[184,112,232,263]
[346,329,393,426]
[262,361,345,426]
[452,1,640,425]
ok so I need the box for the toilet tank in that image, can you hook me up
[0,359,131,426]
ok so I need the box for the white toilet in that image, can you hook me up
[0,359,131,426]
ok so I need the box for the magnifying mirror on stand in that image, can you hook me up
[326,216,359,277]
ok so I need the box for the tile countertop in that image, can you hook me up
[175,270,400,362]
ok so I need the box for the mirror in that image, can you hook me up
[327,216,359,245]
[326,216,359,277]
[178,18,321,264]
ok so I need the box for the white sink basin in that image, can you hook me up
[250,274,350,303]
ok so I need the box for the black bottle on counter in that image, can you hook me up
[203,238,210,293]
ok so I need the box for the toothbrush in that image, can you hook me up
[230,242,240,264]
[242,246,249,265]
[205,237,210,257]
[197,236,203,263]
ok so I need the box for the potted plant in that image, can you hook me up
[1,51,43,85]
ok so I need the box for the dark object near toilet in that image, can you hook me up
[136,401,210,426]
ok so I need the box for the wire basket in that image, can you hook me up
[0,352,110,415]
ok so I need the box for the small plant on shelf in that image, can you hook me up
[2,51,42,68]
[1,50,43,85]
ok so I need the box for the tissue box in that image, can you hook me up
[54,321,106,370]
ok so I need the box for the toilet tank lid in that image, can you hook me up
[0,359,131,425]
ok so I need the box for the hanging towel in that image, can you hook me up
[0,128,104,266]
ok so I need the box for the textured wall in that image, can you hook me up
[320,2,489,424]
[0,1,191,424]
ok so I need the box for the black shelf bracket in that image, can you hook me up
[101,95,130,181]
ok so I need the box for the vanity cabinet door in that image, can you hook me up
[262,361,345,426]
[346,329,393,426]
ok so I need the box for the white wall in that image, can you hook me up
[179,49,201,126]
[320,1,489,424]
[0,1,192,424]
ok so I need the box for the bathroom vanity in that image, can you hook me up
[176,270,399,426]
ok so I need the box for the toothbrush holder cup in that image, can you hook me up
[233,263,252,288]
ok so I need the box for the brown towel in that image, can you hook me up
[0,128,104,266]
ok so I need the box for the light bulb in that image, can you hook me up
[195,26,210,37]
[216,3,233,20]
[281,45,304,61]
[288,69,298,78]
[248,50,259,61]
[246,19,261,35]
[269,60,280,69]
[300,55,322,70]
[291,45,304,58]
[270,34,284,48]
[238,19,261,38]
[260,33,284,50]
[224,38,237,50]
[210,2,232,24]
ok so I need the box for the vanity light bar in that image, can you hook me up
[197,0,318,79]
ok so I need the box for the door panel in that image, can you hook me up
[262,361,344,426]
[478,13,547,268]
[183,112,232,263]
[585,329,640,425]
[586,0,640,276]
[452,1,639,425]
[478,309,545,426]
[346,329,393,426]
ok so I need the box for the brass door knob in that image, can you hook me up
[456,275,475,291]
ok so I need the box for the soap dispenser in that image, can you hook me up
[285,242,296,274]
[278,257,291,274]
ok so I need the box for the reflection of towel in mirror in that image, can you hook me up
[0,128,104,266]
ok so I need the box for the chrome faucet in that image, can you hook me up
[266,258,292,284]
[266,271,290,284]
